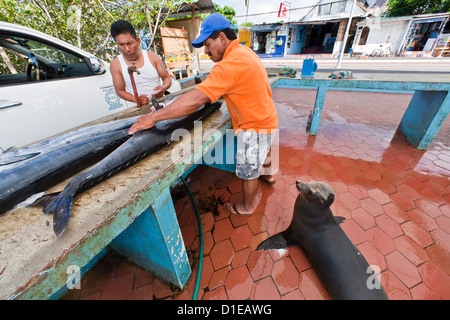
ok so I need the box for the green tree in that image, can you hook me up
[385,0,450,16]
[214,3,236,24]
[0,0,194,61]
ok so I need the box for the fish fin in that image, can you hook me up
[30,192,61,209]
[257,233,288,251]
[0,152,40,166]
[43,192,73,237]
[334,216,346,225]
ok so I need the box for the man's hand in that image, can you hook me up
[139,94,150,106]
[152,86,165,99]
[128,113,156,135]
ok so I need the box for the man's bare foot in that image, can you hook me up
[259,175,276,185]
[226,193,261,216]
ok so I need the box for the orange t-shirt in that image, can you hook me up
[196,39,278,133]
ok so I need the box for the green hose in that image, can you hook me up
[180,176,203,300]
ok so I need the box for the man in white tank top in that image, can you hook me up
[110,20,171,107]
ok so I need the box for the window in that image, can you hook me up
[319,4,331,15]
[0,34,92,85]
[359,27,370,45]
[319,1,346,15]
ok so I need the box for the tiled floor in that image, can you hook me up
[63,87,450,300]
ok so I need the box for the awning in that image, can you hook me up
[250,24,282,33]
[167,0,216,18]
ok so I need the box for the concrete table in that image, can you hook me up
[272,77,450,150]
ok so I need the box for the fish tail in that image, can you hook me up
[30,192,61,209]
[43,192,73,237]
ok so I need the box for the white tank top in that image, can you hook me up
[118,50,161,97]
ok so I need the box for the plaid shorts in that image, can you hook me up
[235,130,275,180]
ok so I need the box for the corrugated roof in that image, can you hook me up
[167,0,216,19]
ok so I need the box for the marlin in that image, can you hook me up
[0,129,132,215]
[0,115,140,171]
[42,101,222,236]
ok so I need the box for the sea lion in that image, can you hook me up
[257,180,388,300]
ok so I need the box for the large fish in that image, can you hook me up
[42,101,222,237]
[0,115,140,171]
[0,129,132,215]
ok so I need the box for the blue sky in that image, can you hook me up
[215,0,313,25]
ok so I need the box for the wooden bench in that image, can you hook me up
[271,77,450,150]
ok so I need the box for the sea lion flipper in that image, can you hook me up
[257,233,288,251]
[334,216,346,225]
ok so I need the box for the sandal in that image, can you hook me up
[259,175,276,185]
[226,203,253,216]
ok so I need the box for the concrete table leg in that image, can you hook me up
[309,85,328,136]
[110,187,191,289]
[399,90,450,150]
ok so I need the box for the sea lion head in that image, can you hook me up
[295,180,335,210]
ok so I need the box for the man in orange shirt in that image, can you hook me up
[129,13,278,216]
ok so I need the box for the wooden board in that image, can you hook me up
[161,27,190,60]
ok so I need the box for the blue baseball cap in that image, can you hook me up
[192,13,232,48]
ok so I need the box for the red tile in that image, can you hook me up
[407,208,438,232]
[375,179,397,195]
[230,225,253,251]
[126,285,153,300]
[352,208,376,230]
[247,213,270,234]
[227,179,242,195]
[396,184,421,201]
[247,250,274,281]
[231,247,251,269]
[410,283,442,300]
[436,215,450,234]
[426,229,450,275]
[272,257,300,295]
[281,289,305,300]
[210,239,235,270]
[357,241,387,271]
[339,192,360,211]
[209,266,231,290]
[262,201,284,222]
[348,183,369,200]
[152,277,174,300]
[394,235,428,266]
[362,168,382,182]
[367,227,396,255]
[375,214,404,238]
[200,212,215,233]
[418,262,450,300]
[413,198,442,219]
[289,246,312,272]
[181,224,196,247]
[133,267,154,289]
[212,218,234,243]
[380,270,412,300]
[224,265,254,300]
[368,188,391,205]
[202,231,215,255]
[214,187,231,203]
[341,219,367,245]
[250,277,281,300]
[298,269,331,300]
[199,256,215,290]
[386,251,421,288]
[401,221,434,248]
[382,202,410,224]
[361,197,384,217]
[202,285,228,300]
[101,272,134,300]
[419,188,447,206]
